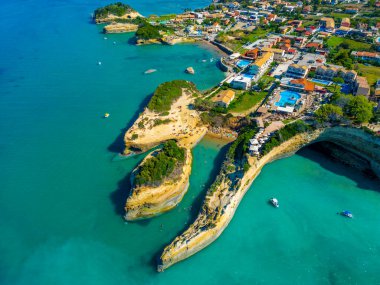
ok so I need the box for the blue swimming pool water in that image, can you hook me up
[242,73,254,79]
[275,90,301,107]
[340,84,352,94]
[310,78,331,85]
[236,59,251,69]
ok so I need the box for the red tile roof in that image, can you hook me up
[290,78,315,92]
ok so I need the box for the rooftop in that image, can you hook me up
[356,76,370,89]
[254,52,274,67]
[212,89,236,104]
[261,47,284,54]
[289,78,315,91]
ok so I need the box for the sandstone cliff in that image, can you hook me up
[125,148,192,220]
[158,127,380,271]
[95,11,142,24]
[123,90,207,220]
[104,23,138,34]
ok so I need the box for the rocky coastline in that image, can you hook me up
[94,11,142,24]
[103,23,138,34]
[125,148,192,220]
[158,127,380,271]
[123,88,208,220]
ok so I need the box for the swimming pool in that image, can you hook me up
[275,90,301,107]
[340,84,352,94]
[242,73,254,80]
[236,59,251,69]
[310,78,331,85]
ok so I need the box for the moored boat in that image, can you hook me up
[340,210,353,218]
[269,198,279,208]
[144,69,157,74]
[185,67,195,74]
[104,113,110,118]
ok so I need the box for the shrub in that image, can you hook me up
[227,125,258,162]
[136,22,161,40]
[94,2,134,19]
[315,104,343,123]
[148,80,196,112]
[261,121,312,155]
[135,140,185,186]
[344,95,374,123]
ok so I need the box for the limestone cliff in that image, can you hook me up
[94,12,142,24]
[125,148,192,220]
[124,91,206,153]
[136,38,162,45]
[104,23,138,34]
[123,89,207,220]
[158,127,380,271]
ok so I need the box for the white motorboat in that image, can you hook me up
[269,198,279,208]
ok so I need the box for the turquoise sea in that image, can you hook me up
[1,1,380,284]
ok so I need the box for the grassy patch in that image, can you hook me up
[282,118,294,124]
[326,36,344,48]
[148,14,176,22]
[241,28,268,43]
[258,75,275,89]
[357,64,380,86]
[331,13,352,20]
[228,91,267,113]
[148,80,195,112]
[326,36,372,50]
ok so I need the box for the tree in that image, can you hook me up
[331,92,353,108]
[345,95,374,123]
[333,77,345,91]
[315,104,343,123]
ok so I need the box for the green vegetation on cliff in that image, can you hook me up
[136,22,162,40]
[315,104,344,123]
[325,93,375,124]
[261,121,313,155]
[94,2,134,20]
[148,80,196,112]
[135,21,174,41]
[135,140,185,186]
[227,125,257,162]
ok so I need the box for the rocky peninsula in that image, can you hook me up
[158,126,380,271]
[123,81,208,220]
[93,3,142,24]
[103,23,138,34]
[125,142,191,220]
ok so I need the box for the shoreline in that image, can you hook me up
[198,40,229,57]
[125,148,193,220]
[203,133,233,146]
[158,127,380,271]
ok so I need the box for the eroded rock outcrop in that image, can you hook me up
[158,127,380,271]
[123,87,207,220]
[94,12,142,24]
[103,23,138,33]
[125,148,192,220]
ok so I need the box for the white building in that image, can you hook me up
[248,52,274,81]
[231,76,252,90]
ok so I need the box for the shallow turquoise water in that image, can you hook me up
[1,1,380,284]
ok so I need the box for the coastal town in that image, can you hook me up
[95,1,380,141]
[94,0,380,272]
